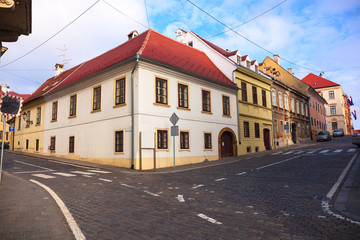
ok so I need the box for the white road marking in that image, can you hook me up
[121,183,137,189]
[71,171,95,175]
[215,178,227,182]
[256,156,300,170]
[47,160,93,169]
[53,172,77,177]
[348,148,357,153]
[30,179,86,240]
[88,170,111,174]
[32,174,56,179]
[319,150,329,154]
[144,190,160,197]
[176,195,185,203]
[294,151,304,155]
[197,214,222,225]
[13,170,54,174]
[334,149,343,153]
[14,160,53,171]
[99,178,113,182]
[236,172,246,176]
[271,151,283,155]
[192,184,204,189]
[283,151,294,155]
[321,152,360,226]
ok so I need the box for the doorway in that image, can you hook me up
[291,123,297,144]
[219,128,237,158]
[263,128,271,150]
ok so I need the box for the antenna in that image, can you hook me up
[57,44,71,66]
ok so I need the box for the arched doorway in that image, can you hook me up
[263,128,271,150]
[291,123,297,144]
[218,128,237,158]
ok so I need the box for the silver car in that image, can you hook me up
[352,133,360,147]
[333,129,344,137]
[316,131,332,142]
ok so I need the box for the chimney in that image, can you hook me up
[273,54,280,65]
[55,63,64,77]
[287,68,293,75]
[127,30,139,40]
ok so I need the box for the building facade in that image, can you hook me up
[305,86,327,140]
[14,29,239,170]
[302,73,349,134]
[261,56,311,147]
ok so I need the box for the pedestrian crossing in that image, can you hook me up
[271,148,357,156]
[31,169,111,180]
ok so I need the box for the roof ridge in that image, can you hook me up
[137,29,152,55]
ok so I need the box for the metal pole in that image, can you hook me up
[0,115,6,184]
[173,134,175,168]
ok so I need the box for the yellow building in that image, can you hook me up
[235,65,273,154]
[13,97,45,153]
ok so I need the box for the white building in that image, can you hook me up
[23,29,239,170]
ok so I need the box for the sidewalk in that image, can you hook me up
[0,172,73,240]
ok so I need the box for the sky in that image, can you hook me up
[1,0,359,129]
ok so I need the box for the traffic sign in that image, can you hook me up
[169,113,179,126]
[9,126,15,132]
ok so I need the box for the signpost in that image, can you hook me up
[170,113,179,169]
[0,86,23,184]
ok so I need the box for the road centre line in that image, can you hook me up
[197,213,222,225]
[144,190,160,197]
[99,178,113,182]
[192,184,204,189]
[236,172,246,176]
[215,178,227,182]
[30,179,86,240]
[13,170,54,174]
[121,183,137,189]
[14,160,53,171]
[256,156,300,170]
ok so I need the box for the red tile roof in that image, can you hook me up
[26,29,235,103]
[301,73,340,89]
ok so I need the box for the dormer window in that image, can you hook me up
[188,41,193,47]
[246,60,251,68]
[237,55,241,64]
[255,65,259,73]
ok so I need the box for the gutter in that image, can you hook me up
[233,70,241,144]
[131,54,140,169]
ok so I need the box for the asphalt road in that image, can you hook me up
[3,136,360,239]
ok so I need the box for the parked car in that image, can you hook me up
[352,133,360,147]
[316,131,332,142]
[0,142,9,149]
[333,129,344,137]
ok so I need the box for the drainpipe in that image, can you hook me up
[131,54,140,169]
[270,79,276,149]
[232,69,241,145]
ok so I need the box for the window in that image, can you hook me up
[36,139,39,152]
[244,121,250,138]
[26,139,29,150]
[115,78,126,105]
[252,86,258,105]
[69,136,75,153]
[332,122,338,130]
[284,94,289,110]
[285,122,290,134]
[291,98,295,112]
[301,102,304,115]
[36,107,41,125]
[69,94,77,117]
[115,131,124,153]
[157,130,168,149]
[204,133,212,149]
[156,77,168,105]
[178,83,188,108]
[274,119,278,133]
[52,101,58,121]
[280,120,284,133]
[262,90,267,107]
[278,92,283,108]
[241,82,247,101]
[330,106,336,115]
[202,90,211,112]
[255,123,260,138]
[180,131,189,150]
[246,60,251,68]
[305,104,308,116]
[25,111,30,127]
[271,88,277,106]
[311,117,313,126]
[50,136,56,151]
[296,100,300,114]
[93,86,101,111]
[329,91,335,99]
[18,117,21,130]
[222,95,230,116]
[237,55,241,64]
[255,65,259,73]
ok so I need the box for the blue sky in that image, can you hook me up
[1,0,359,129]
